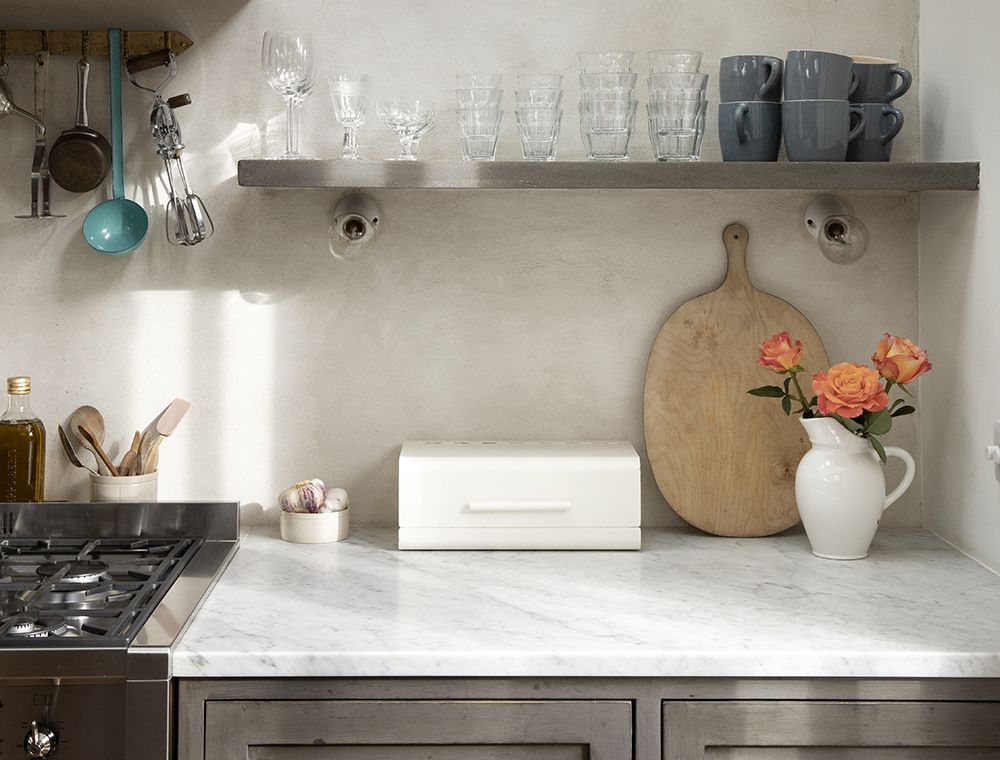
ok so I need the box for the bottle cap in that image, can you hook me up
[7,377,31,395]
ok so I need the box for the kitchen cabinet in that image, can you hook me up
[179,678,1000,760]
[663,700,1000,758]
[236,159,980,191]
[196,696,631,759]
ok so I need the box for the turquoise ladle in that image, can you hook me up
[83,28,148,255]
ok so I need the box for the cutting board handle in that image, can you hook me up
[721,222,752,292]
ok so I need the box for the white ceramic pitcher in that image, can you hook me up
[795,417,915,560]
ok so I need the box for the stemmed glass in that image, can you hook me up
[261,32,316,159]
[376,99,436,160]
[328,74,370,160]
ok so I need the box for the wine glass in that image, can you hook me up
[328,74,370,160]
[376,99,436,160]
[261,32,316,159]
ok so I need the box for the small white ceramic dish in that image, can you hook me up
[280,507,350,544]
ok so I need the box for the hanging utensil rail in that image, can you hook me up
[0,30,193,59]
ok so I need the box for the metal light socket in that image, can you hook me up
[804,195,870,265]
[329,192,380,261]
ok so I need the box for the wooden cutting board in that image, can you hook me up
[643,223,829,537]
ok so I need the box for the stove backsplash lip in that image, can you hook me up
[0,502,239,541]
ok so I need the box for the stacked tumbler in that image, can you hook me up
[514,74,564,161]
[645,49,707,161]
[455,73,503,161]
[578,50,638,161]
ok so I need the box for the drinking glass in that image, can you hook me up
[578,50,635,73]
[455,88,503,108]
[261,32,316,159]
[516,73,564,89]
[515,107,562,160]
[648,72,709,91]
[579,100,637,160]
[647,99,707,160]
[579,72,638,91]
[377,99,436,160]
[514,88,563,108]
[648,49,703,73]
[328,74,370,160]
[456,73,503,88]
[456,107,503,160]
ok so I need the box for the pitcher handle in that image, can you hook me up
[882,446,915,510]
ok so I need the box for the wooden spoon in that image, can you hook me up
[67,405,110,475]
[77,424,119,477]
[57,424,99,476]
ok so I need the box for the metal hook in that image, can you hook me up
[40,30,48,52]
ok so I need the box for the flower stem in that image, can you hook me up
[790,372,812,415]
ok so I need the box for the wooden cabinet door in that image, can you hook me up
[663,701,1000,759]
[204,699,632,760]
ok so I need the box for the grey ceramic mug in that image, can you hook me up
[850,57,912,103]
[719,55,783,102]
[846,103,904,162]
[719,102,782,161]
[783,100,866,162]
[784,50,858,100]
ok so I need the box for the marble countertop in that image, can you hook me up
[173,525,1000,679]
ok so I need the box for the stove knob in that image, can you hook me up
[23,721,58,758]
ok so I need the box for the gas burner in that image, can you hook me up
[36,560,109,585]
[5,614,68,638]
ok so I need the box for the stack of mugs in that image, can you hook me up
[455,73,504,161]
[578,50,638,161]
[847,57,910,162]
[782,50,866,162]
[645,49,708,161]
[718,55,783,161]
[514,74,564,161]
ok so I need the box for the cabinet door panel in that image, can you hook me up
[664,701,1000,759]
[206,699,631,760]
[251,747,584,759]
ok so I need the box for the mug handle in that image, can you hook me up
[848,104,866,142]
[880,105,904,144]
[886,65,912,101]
[882,446,916,510]
[848,68,859,97]
[734,102,750,143]
[758,57,782,99]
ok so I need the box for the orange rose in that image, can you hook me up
[872,333,932,384]
[757,331,803,373]
[812,362,889,419]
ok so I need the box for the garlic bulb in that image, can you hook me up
[278,479,327,513]
[320,487,349,513]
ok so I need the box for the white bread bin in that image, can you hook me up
[398,441,640,550]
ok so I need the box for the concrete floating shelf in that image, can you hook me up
[238,160,979,192]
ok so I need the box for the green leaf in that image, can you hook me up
[788,365,806,374]
[783,377,792,393]
[869,435,887,464]
[889,398,906,412]
[833,414,863,432]
[899,383,913,397]
[747,385,786,398]
[891,405,916,417]
[781,395,792,415]
[866,409,893,436]
[808,396,818,407]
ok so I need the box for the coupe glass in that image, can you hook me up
[329,74,370,160]
[376,99,436,160]
[261,32,316,159]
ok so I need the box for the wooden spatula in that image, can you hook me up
[137,398,191,475]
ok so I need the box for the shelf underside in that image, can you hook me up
[238,160,979,192]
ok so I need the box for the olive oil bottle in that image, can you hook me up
[0,376,45,502]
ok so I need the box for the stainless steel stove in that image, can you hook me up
[0,502,238,760]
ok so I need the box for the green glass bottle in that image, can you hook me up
[0,376,46,502]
